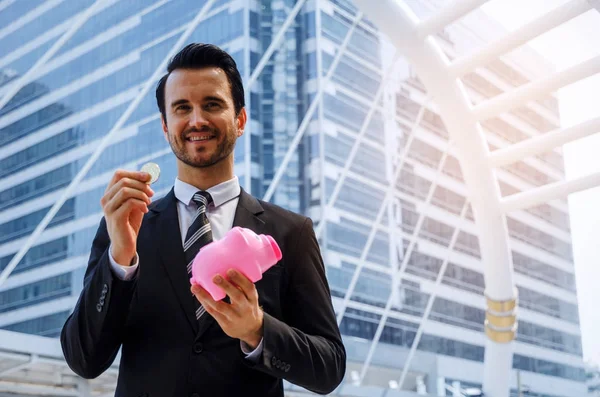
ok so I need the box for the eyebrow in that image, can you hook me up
[204,96,226,104]
[170,96,226,109]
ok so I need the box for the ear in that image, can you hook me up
[161,114,169,142]
[236,108,247,138]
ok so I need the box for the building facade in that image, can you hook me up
[0,0,585,396]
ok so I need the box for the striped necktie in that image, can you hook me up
[185,191,213,320]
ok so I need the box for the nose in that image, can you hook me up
[189,108,209,129]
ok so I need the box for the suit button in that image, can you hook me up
[96,303,102,312]
[193,342,203,354]
[271,356,277,366]
[285,364,291,372]
[102,284,108,294]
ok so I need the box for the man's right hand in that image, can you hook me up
[100,170,154,266]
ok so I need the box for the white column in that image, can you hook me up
[351,1,516,395]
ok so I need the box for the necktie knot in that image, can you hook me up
[192,191,213,209]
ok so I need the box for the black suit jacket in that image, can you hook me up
[61,188,346,396]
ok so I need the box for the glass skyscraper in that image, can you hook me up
[0,0,585,395]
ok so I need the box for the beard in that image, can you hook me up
[168,126,237,168]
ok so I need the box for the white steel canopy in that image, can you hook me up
[350,0,599,396]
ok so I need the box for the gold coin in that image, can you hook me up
[140,162,160,184]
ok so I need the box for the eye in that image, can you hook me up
[175,104,190,112]
[205,102,221,110]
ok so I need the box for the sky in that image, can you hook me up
[480,0,600,367]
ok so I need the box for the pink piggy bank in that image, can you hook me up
[190,226,282,300]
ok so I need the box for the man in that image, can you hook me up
[61,43,346,397]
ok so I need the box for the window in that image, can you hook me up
[0,199,75,244]
[3,311,70,337]
[512,251,576,292]
[0,237,68,275]
[513,354,585,382]
[507,217,573,261]
[0,273,72,313]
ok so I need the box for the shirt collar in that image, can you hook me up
[174,176,241,208]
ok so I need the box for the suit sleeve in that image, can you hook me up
[60,217,137,379]
[244,218,347,394]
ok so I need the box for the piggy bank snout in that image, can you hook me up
[259,235,282,271]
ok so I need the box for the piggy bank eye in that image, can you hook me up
[254,235,260,241]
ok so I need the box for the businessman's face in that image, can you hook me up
[161,67,246,169]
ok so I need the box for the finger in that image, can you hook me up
[213,275,246,304]
[191,286,228,321]
[104,187,151,215]
[191,284,223,307]
[192,285,235,319]
[203,305,229,324]
[112,198,149,220]
[226,269,258,304]
[102,177,154,207]
[106,170,151,193]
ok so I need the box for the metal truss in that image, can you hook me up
[349,0,600,395]
[312,51,402,239]
[397,200,470,389]
[356,132,451,385]
[0,0,219,288]
[242,0,309,191]
[262,10,365,202]
[333,97,431,325]
[247,0,309,88]
[0,0,108,112]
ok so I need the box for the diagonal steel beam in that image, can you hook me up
[335,97,430,325]
[314,52,401,239]
[358,146,451,384]
[0,0,64,41]
[243,0,309,194]
[397,200,469,389]
[501,171,600,213]
[473,53,600,121]
[0,0,218,288]
[417,0,491,39]
[0,0,108,112]
[247,0,308,89]
[0,0,16,14]
[450,0,591,77]
[262,11,364,202]
[488,115,600,167]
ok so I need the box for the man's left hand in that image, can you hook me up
[191,269,264,349]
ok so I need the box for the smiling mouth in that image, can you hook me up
[187,135,215,142]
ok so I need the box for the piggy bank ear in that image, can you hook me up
[242,227,261,242]
[227,226,248,244]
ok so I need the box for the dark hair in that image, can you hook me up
[155,43,245,122]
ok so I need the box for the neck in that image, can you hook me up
[177,157,234,191]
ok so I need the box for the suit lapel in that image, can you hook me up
[194,188,266,339]
[152,189,200,334]
[232,188,266,231]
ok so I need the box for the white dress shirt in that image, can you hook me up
[108,176,263,360]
